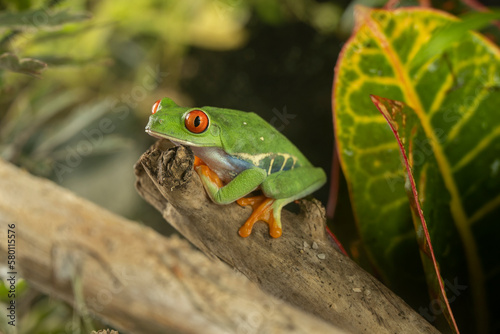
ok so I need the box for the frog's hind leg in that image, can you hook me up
[261,166,326,200]
[236,167,326,238]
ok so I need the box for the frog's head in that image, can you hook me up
[145,97,222,147]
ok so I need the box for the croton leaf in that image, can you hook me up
[333,6,500,333]
[371,95,459,333]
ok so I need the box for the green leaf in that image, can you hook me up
[333,6,500,333]
[371,95,459,333]
[33,98,116,156]
[0,9,91,29]
[412,10,500,68]
[0,52,46,77]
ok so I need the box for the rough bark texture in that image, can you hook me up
[0,159,345,334]
[134,140,440,334]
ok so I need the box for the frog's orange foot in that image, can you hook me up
[237,195,282,238]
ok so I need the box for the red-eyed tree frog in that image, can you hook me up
[145,98,326,238]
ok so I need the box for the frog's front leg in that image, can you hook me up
[194,158,281,238]
[194,157,267,205]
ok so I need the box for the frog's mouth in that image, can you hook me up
[145,128,200,147]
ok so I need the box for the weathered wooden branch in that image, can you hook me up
[0,159,345,333]
[134,140,440,334]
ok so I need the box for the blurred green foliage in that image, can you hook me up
[0,0,355,219]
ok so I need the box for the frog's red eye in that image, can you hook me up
[185,110,209,133]
[151,99,162,114]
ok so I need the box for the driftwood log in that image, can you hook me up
[134,140,440,334]
[0,158,344,333]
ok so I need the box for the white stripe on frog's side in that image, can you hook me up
[267,157,275,175]
[233,152,298,175]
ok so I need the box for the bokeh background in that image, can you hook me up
[0,0,359,233]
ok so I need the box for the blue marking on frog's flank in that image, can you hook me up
[233,152,299,175]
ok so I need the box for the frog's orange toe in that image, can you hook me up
[269,224,282,238]
[237,195,282,238]
[238,223,253,238]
